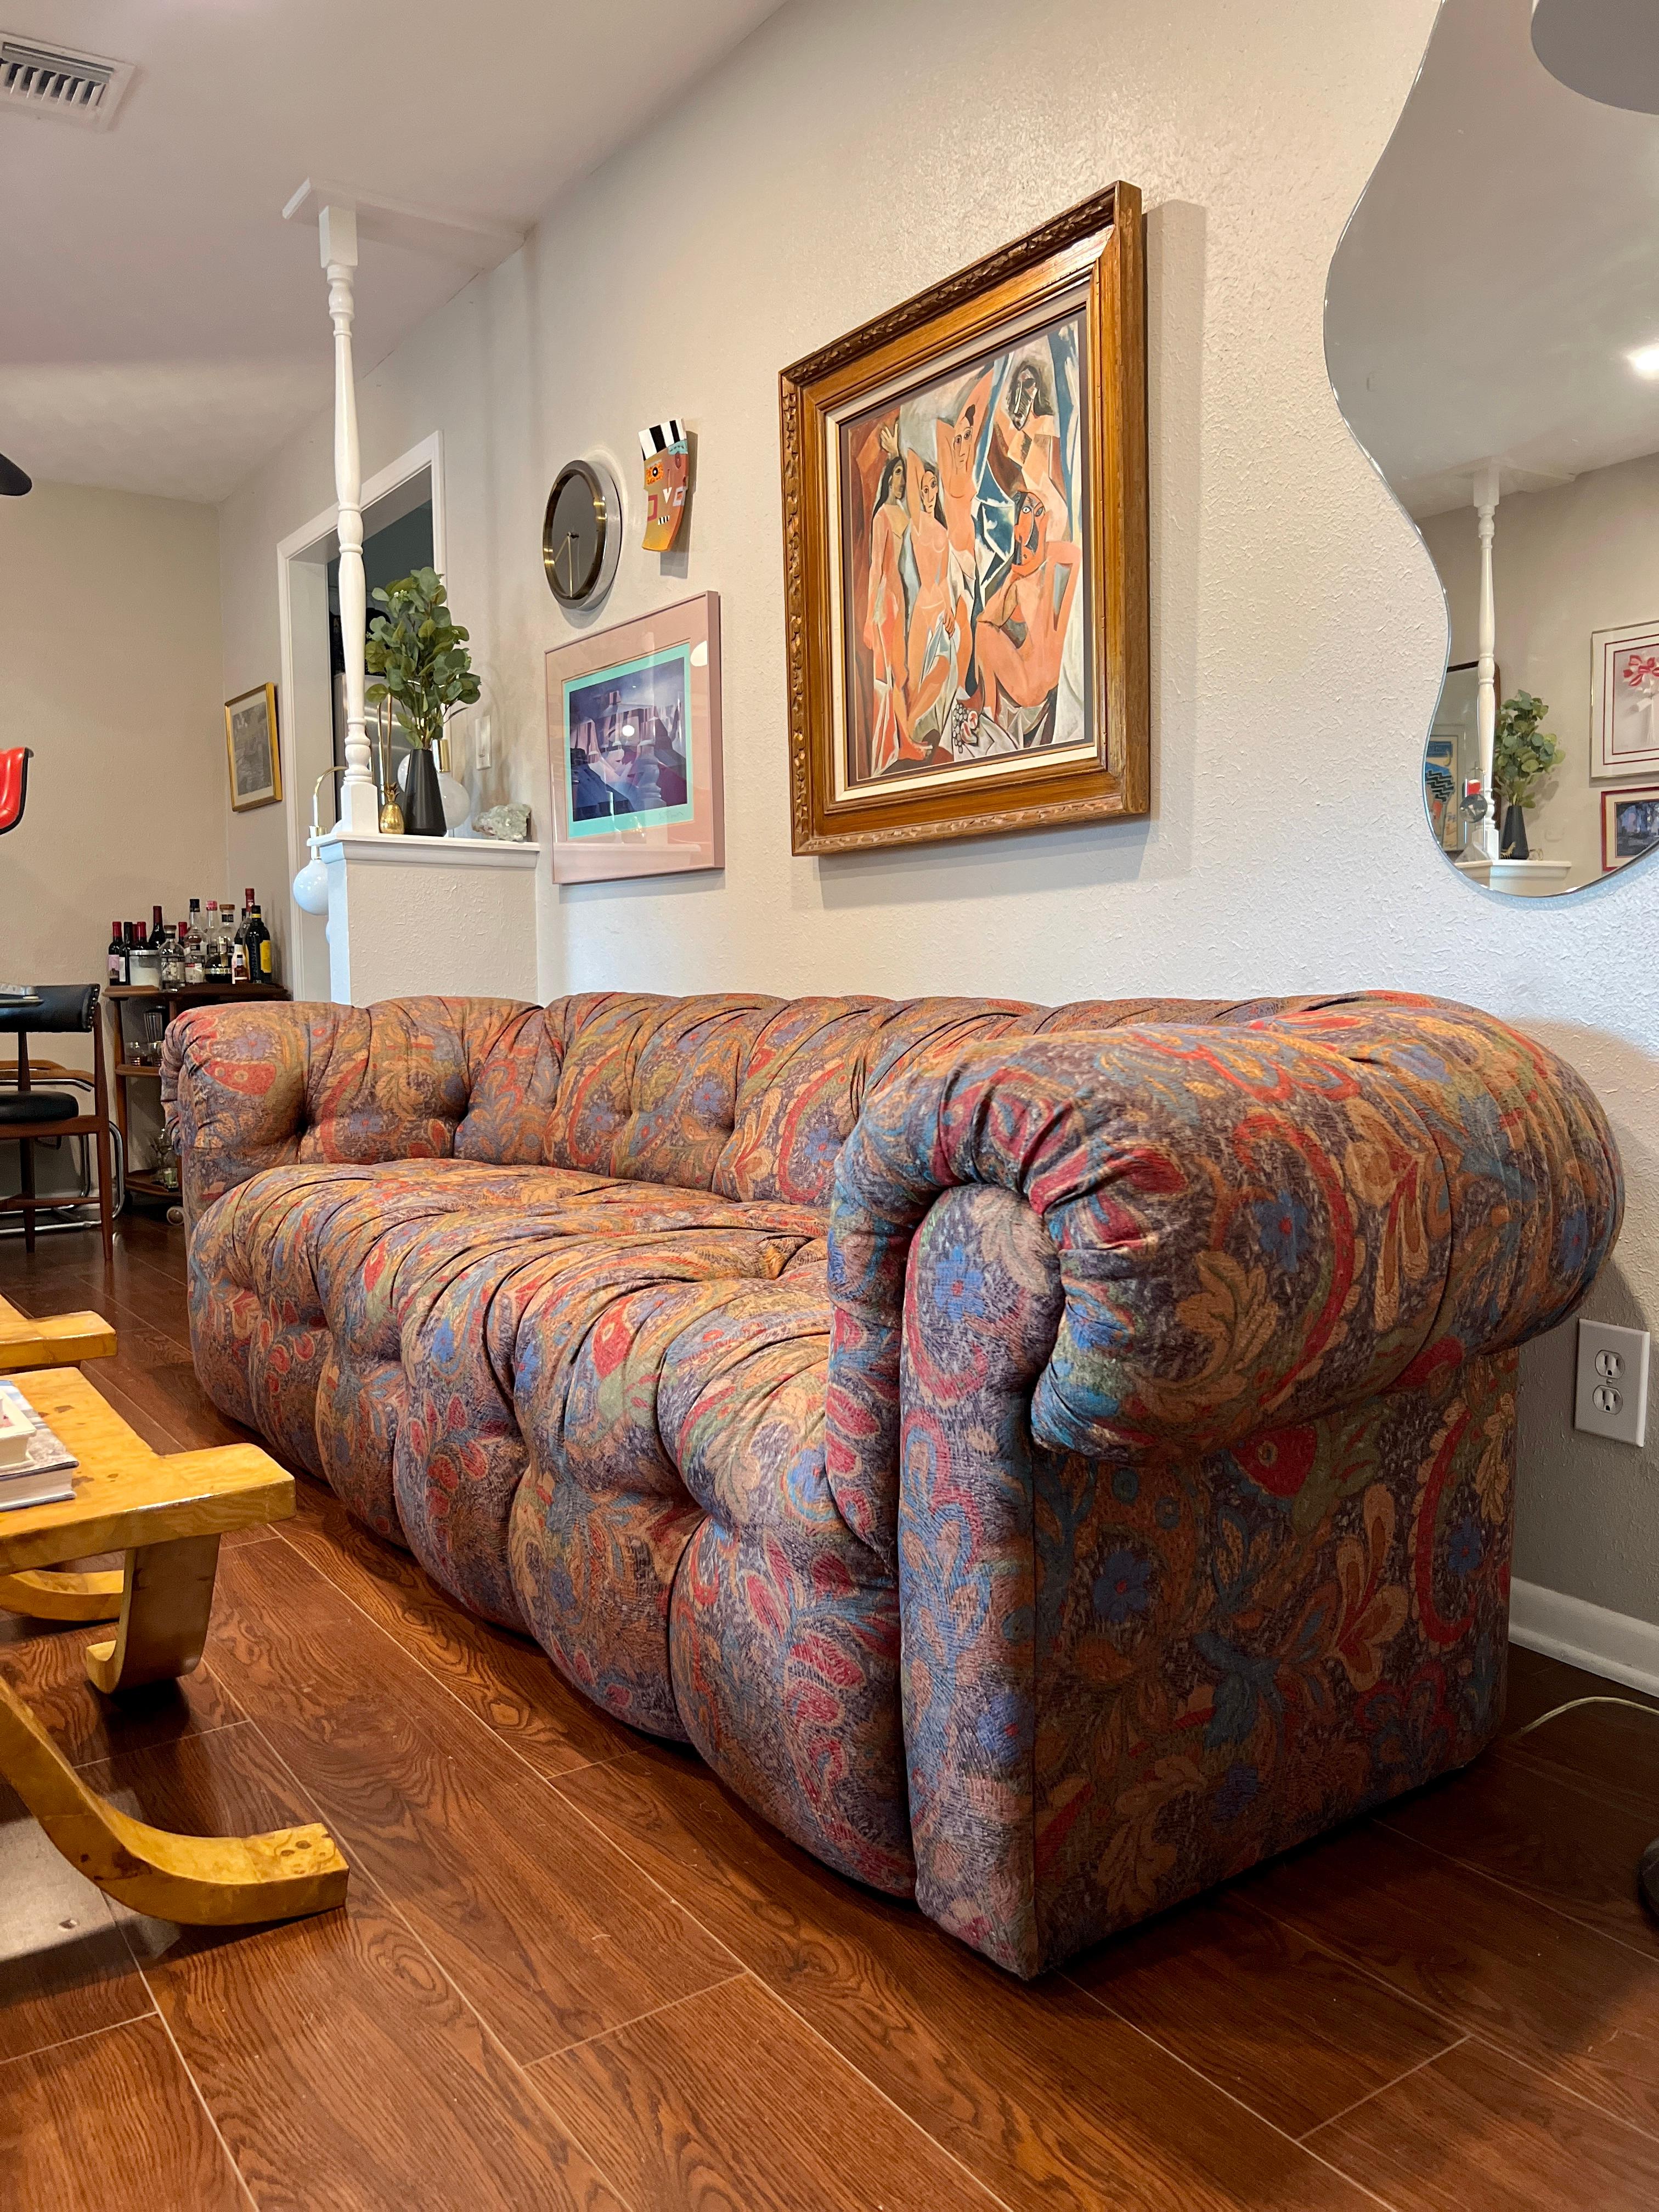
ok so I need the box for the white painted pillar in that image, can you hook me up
[320,202,378,833]
[1474,462,1500,861]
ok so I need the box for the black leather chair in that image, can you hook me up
[0,985,114,1261]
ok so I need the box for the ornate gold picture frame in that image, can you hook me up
[780,183,1148,854]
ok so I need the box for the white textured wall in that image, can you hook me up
[1,479,226,1070]
[215,0,1659,1624]
[1424,452,1659,892]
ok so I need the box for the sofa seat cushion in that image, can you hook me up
[190,1150,911,1890]
[190,1159,624,1479]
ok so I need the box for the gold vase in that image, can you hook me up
[375,699,404,833]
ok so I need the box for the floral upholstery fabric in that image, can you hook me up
[165,987,1621,1973]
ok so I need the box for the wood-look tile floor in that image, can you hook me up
[3,1218,1659,2208]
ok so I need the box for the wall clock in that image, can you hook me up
[543,457,623,606]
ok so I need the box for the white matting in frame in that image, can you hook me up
[1591,619,1659,778]
[545,591,723,882]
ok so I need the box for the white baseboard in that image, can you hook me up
[1509,1577,1659,1699]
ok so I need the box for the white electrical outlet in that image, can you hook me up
[475,714,492,770]
[1574,1317,1650,1447]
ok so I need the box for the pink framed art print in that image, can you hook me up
[546,591,723,882]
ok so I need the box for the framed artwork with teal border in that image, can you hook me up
[546,592,723,881]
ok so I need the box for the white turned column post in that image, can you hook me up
[320,203,377,832]
[1474,462,1500,861]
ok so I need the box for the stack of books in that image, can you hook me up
[0,1381,78,1509]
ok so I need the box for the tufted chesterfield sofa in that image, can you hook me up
[163,988,1620,1977]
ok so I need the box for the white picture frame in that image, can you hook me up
[1590,620,1659,778]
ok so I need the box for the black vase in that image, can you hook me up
[404,747,447,837]
[1500,799,1530,861]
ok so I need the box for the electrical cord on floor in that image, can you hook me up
[1510,1693,1659,1739]
[1506,1691,1659,1916]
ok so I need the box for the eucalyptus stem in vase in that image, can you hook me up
[1491,690,1564,861]
[364,567,481,837]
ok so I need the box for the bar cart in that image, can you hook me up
[104,982,289,1206]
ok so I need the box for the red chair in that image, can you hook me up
[0,749,29,837]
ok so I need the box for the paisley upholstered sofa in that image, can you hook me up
[163,989,1620,1976]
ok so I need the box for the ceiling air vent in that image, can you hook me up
[0,36,134,129]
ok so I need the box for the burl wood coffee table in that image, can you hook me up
[0,1346,348,1927]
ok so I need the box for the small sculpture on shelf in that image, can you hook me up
[474,802,531,842]
[374,700,404,835]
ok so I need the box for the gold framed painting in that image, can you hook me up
[780,182,1148,855]
[224,683,283,812]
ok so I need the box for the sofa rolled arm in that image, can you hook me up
[161,995,536,1221]
[825,998,1621,1550]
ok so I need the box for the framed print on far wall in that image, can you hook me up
[1590,620,1659,777]
[780,182,1148,855]
[545,591,722,882]
[224,683,282,812]
[1601,783,1659,873]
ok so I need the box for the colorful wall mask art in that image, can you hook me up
[640,419,689,552]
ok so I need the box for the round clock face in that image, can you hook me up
[543,460,617,605]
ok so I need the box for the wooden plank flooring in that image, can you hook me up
[2,1218,1659,2208]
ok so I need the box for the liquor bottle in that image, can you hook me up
[230,913,251,985]
[204,904,231,983]
[246,902,273,983]
[160,924,186,990]
[183,900,205,986]
[128,920,161,989]
[106,921,127,987]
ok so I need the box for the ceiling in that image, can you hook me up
[1328,0,1659,517]
[0,0,785,503]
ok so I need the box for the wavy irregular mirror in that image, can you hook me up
[1329,0,1659,896]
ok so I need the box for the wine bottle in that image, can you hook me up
[246,902,273,982]
[106,921,127,987]
[128,920,161,989]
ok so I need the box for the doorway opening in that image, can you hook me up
[276,435,445,1000]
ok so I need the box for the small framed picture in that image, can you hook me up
[545,592,722,882]
[1590,622,1659,777]
[224,683,283,811]
[1601,783,1659,872]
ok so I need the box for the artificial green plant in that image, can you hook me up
[1491,690,1564,812]
[363,568,481,749]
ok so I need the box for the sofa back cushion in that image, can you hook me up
[450,990,1319,1204]
[541,993,778,1189]
[167,988,1344,1222]
[713,998,1032,1205]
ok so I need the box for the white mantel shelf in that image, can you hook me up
[317,832,540,870]
[1454,856,1575,895]
[318,831,540,1005]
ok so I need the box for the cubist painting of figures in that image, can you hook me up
[836,306,1089,794]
